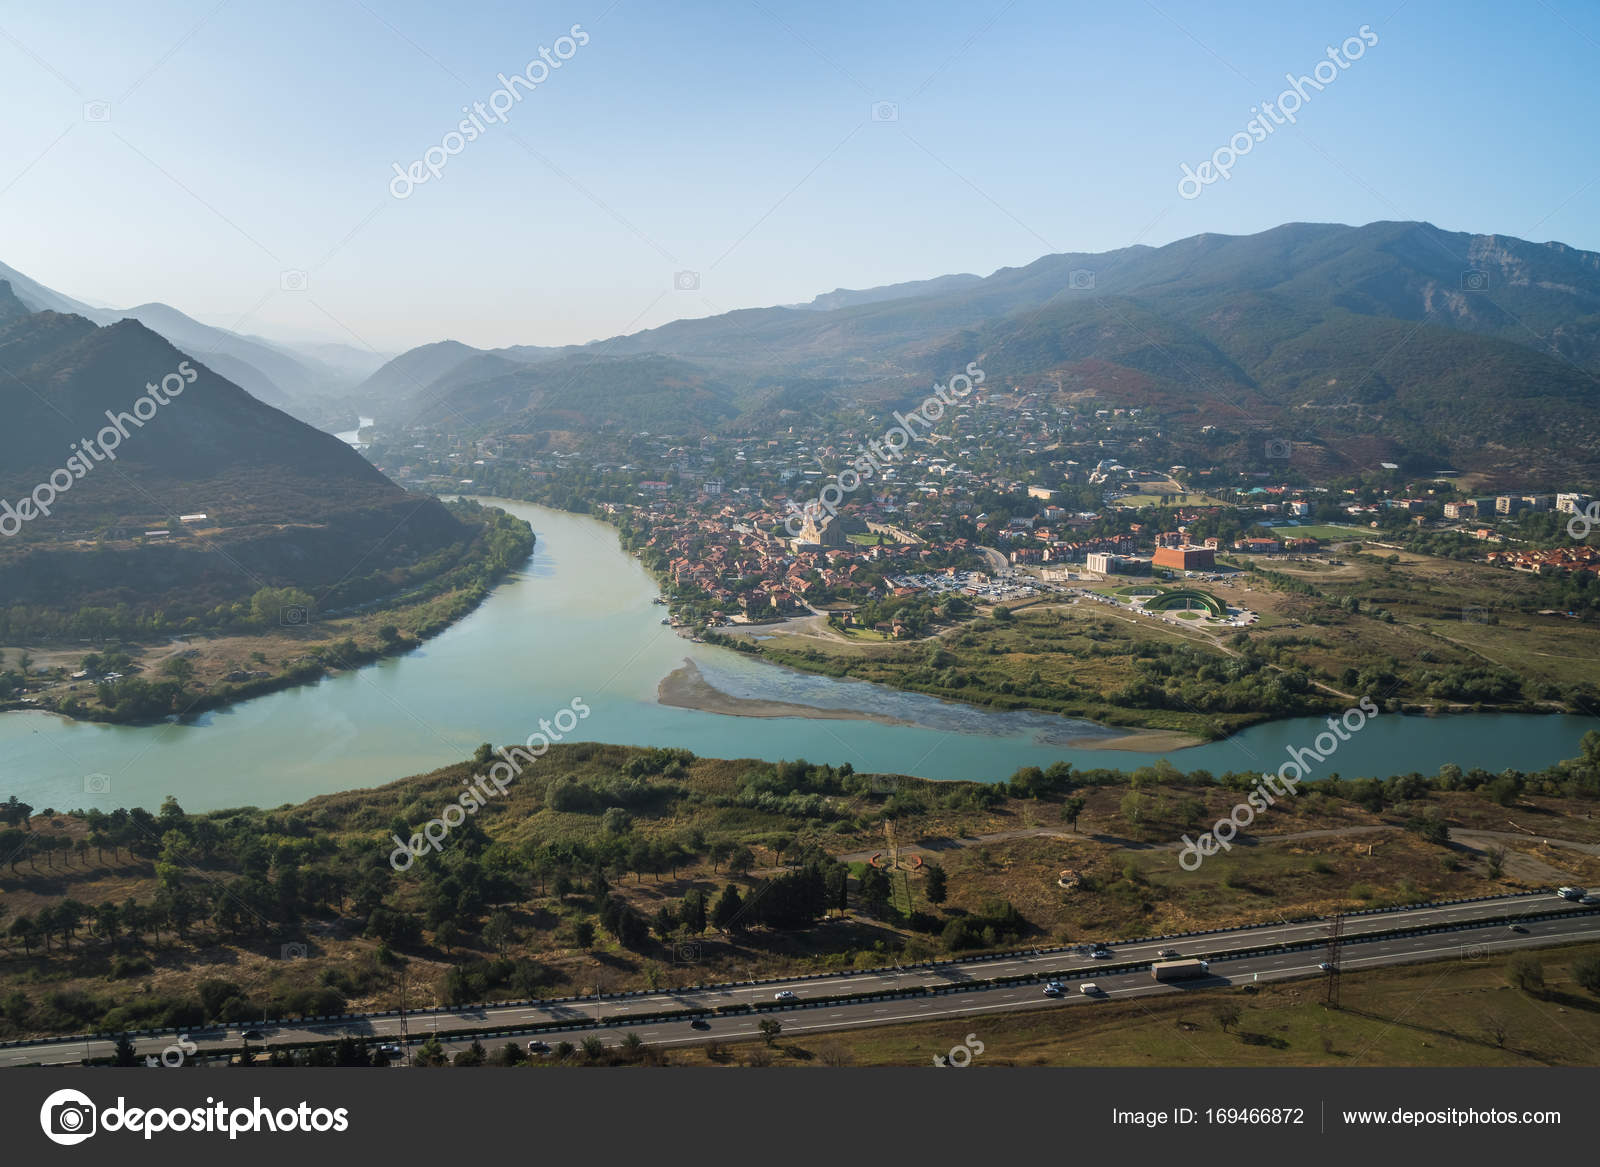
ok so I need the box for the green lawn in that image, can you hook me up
[1274,524,1369,540]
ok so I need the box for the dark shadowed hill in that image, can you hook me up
[0,284,482,617]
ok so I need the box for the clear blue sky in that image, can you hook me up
[1,0,1595,353]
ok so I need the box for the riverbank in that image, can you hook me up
[658,657,1204,749]
[6,504,534,727]
[657,659,913,725]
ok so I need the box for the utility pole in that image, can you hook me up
[397,966,411,1064]
[1324,914,1343,1007]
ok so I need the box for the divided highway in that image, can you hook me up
[3,892,1594,1066]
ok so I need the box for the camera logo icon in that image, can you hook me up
[1460,270,1490,292]
[869,774,901,794]
[871,101,899,122]
[40,1088,97,1145]
[1264,438,1292,460]
[1459,942,1490,963]
[281,941,308,960]
[83,101,111,122]
[280,270,309,292]
[673,940,702,963]
[1068,268,1096,291]
[280,605,309,626]
[83,773,112,795]
[674,270,700,291]
[1462,605,1490,625]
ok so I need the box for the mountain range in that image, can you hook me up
[352,221,1600,484]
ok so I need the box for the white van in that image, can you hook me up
[1079,982,1101,995]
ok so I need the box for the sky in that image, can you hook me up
[1,0,1597,355]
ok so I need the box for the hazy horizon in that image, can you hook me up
[3,0,1597,353]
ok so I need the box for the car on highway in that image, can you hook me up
[1091,949,1112,959]
[1158,948,1181,959]
[1508,924,1528,933]
[241,1030,265,1042]
[1318,962,1333,971]
[773,990,798,1001]
[377,1043,403,1057]
[526,1040,551,1055]
[690,1019,711,1030]
[1079,982,1102,995]
[1043,980,1064,997]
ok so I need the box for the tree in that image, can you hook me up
[113,1033,138,1067]
[923,863,948,906]
[1061,796,1088,831]
[758,1018,782,1046]
[859,866,892,917]
[482,910,514,956]
[414,1036,448,1067]
[1508,954,1544,993]
[571,919,596,949]
[1484,845,1507,879]
[712,884,743,932]
[1213,1002,1242,1033]
[681,888,708,934]
[435,920,461,955]
[1573,954,1600,996]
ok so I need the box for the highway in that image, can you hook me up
[3,892,1594,1066]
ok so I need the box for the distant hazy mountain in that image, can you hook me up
[0,260,375,411]
[798,272,985,311]
[380,220,1600,483]
[349,340,563,421]
[0,282,471,613]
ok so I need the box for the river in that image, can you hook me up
[0,500,1594,813]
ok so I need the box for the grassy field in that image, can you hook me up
[1114,491,1237,508]
[723,942,1600,1066]
[758,603,1291,737]
[751,529,1600,735]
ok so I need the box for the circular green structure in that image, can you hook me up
[1141,588,1226,617]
